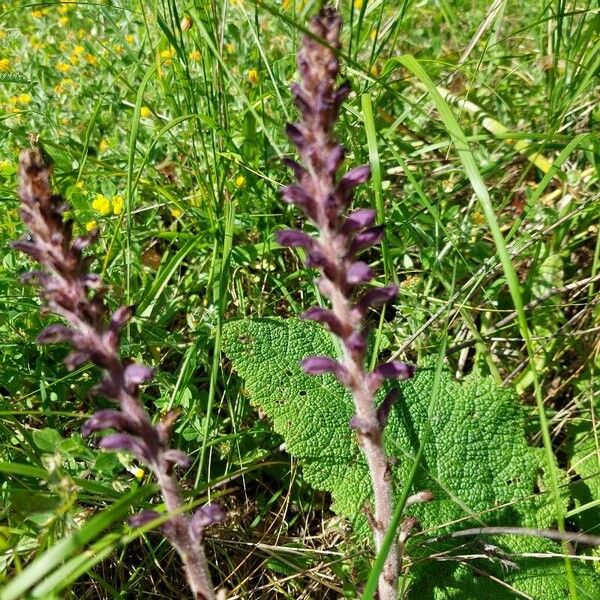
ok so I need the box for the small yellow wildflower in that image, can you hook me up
[77,28,86,39]
[58,41,68,52]
[160,47,176,64]
[54,83,65,94]
[84,53,97,66]
[133,467,145,480]
[31,9,43,17]
[57,62,71,73]
[8,96,18,105]
[140,106,152,119]
[85,220,97,232]
[225,43,235,54]
[247,68,259,85]
[92,194,111,215]
[69,53,79,65]
[72,45,85,56]
[112,195,124,215]
[125,34,135,44]
[370,29,378,41]
[189,50,202,62]
[235,175,246,188]
[58,4,69,14]
[0,159,12,169]
[75,181,84,189]
[0,31,5,40]
[0,58,10,72]
[113,44,124,55]
[99,139,109,153]
[16,93,32,105]
[353,0,363,9]
[170,207,183,218]
[58,16,68,27]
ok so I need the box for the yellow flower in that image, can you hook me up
[247,68,259,84]
[8,96,18,105]
[235,175,246,188]
[225,43,235,54]
[75,181,84,189]
[57,62,71,73]
[58,16,68,27]
[112,195,124,215]
[72,45,85,55]
[92,194,111,215]
[69,53,79,65]
[85,220,97,232]
[113,44,124,55]
[189,50,202,62]
[77,28,87,39]
[125,34,135,44]
[170,207,183,218]
[133,467,145,480]
[353,0,363,8]
[140,106,152,119]
[99,139,109,153]
[31,9,43,17]
[16,93,31,105]
[369,29,378,41]
[84,53,97,66]
[0,58,10,72]
[0,159,12,169]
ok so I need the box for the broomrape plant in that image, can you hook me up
[12,149,223,600]
[276,7,421,598]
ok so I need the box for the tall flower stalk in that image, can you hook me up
[13,148,223,600]
[276,8,415,599]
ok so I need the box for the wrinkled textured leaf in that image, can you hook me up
[222,317,600,596]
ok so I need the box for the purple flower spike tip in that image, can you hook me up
[82,409,139,436]
[350,225,385,254]
[99,433,148,462]
[124,363,154,387]
[340,164,371,189]
[356,285,398,314]
[37,324,75,345]
[163,449,192,469]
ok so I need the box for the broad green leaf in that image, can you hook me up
[222,317,600,597]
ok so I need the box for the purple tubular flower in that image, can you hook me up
[281,184,313,209]
[282,157,305,181]
[346,262,374,285]
[355,285,399,315]
[13,149,219,600]
[285,123,306,149]
[342,208,377,233]
[302,356,350,385]
[99,433,149,460]
[377,389,400,429]
[373,361,416,381]
[124,363,154,390]
[301,307,344,337]
[37,324,75,345]
[82,409,140,436]
[276,229,315,249]
[189,504,226,541]
[129,510,161,528]
[350,225,385,254]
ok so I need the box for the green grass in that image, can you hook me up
[0,0,598,598]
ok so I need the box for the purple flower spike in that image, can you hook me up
[350,225,385,254]
[347,262,374,285]
[301,307,344,337]
[82,409,140,436]
[13,149,217,599]
[302,356,350,385]
[276,229,314,249]
[189,503,226,541]
[282,157,305,181]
